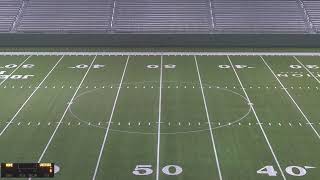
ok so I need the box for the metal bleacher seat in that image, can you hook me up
[17,0,114,33]
[213,0,307,33]
[112,0,212,33]
[0,0,22,32]
[303,0,320,32]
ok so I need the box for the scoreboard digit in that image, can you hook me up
[1,163,54,178]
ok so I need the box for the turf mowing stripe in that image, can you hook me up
[228,56,287,180]
[0,55,64,137]
[92,56,129,180]
[261,56,320,140]
[156,56,163,180]
[30,56,97,177]
[0,55,31,87]
[194,56,222,180]
[294,56,320,84]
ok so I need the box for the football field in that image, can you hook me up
[0,53,320,180]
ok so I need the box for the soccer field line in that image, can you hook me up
[261,56,320,140]
[0,55,31,87]
[0,55,63,137]
[28,56,97,180]
[194,56,222,180]
[2,52,320,56]
[228,56,287,180]
[92,56,129,180]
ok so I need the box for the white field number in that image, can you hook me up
[290,65,319,69]
[147,64,176,69]
[0,64,34,69]
[69,64,105,69]
[218,65,254,69]
[0,70,33,79]
[257,165,316,177]
[133,165,182,176]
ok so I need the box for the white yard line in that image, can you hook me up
[3,52,320,56]
[227,56,286,180]
[0,55,31,87]
[261,56,320,140]
[194,56,222,180]
[156,56,163,180]
[294,56,320,84]
[0,55,64,137]
[92,56,129,180]
[33,56,97,168]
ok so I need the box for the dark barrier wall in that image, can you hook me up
[1,33,320,47]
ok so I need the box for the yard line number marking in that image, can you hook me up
[294,56,320,84]
[0,55,32,85]
[133,165,182,176]
[257,165,316,177]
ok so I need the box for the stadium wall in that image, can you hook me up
[1,34,320,47]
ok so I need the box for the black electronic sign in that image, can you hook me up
[1,163,54,178]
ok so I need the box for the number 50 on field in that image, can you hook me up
[132,165,182,176]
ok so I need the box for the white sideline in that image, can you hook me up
[156,56,163,180]
[92,56,130,180]
[0,55,64,137]
[31,56,97,178]
[261,56,320,140]
[194,56,222,180]
[228,56,286,180]
[0,55,31,87]
[2,52,320,56]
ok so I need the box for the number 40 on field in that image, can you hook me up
[257,165,316,177]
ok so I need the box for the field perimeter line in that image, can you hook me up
[3,52,320,56]
[92,56,130,180]
[194,56,222,180]
[31,55,97,175]
[0,55,64,137]
[228,56,286,180]
[261,56,320,140]
[0,55,31,87]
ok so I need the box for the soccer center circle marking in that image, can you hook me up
[68,81,251,135]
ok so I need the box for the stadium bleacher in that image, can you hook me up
[17,0,114,33]
[303,0,320,32]
[213,0,307,33]
[0,0,319,33]
[0,0,22,32]
[113,0,212,33]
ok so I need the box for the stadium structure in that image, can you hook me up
[0,0,320,46]
[0,1,320,180]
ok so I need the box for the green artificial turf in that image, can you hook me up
[0,54,319,180]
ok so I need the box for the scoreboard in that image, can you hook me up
[1,163,54,178]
